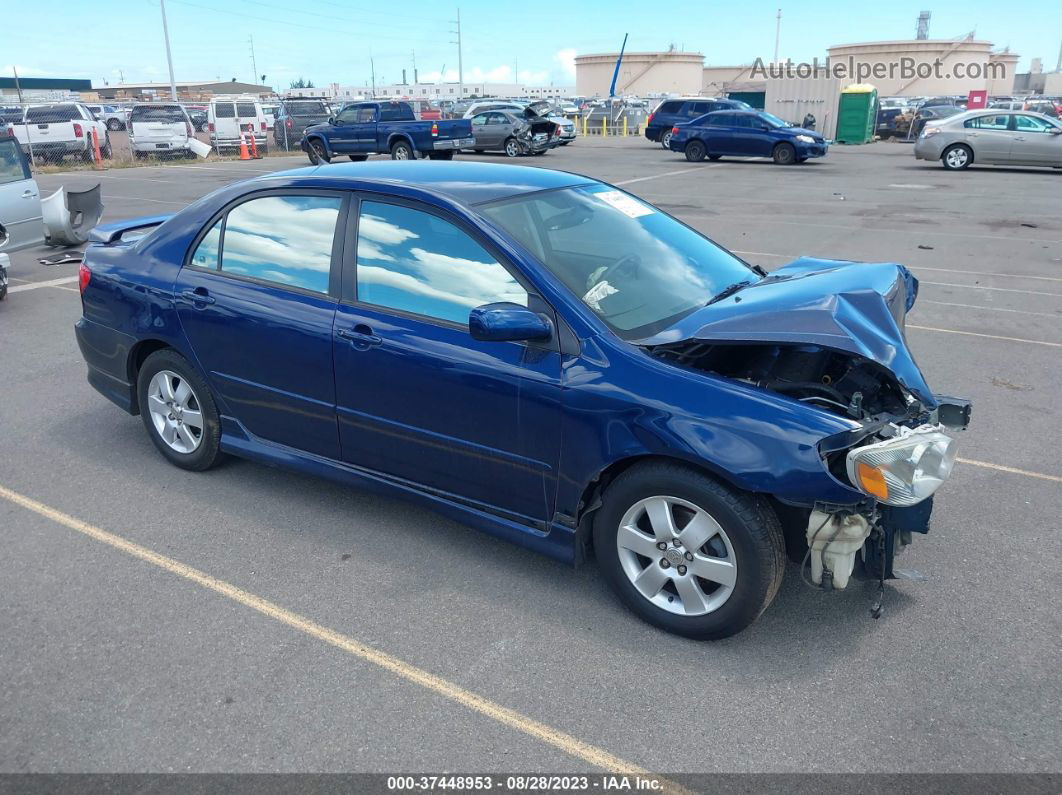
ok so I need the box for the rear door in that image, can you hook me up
[0,137,43,253]
[211,102,238,143]
[699,113,737,154]
[131,105,189,150]
[235,101,263,141]
[174,190,348,458]
[961,113,1013,161]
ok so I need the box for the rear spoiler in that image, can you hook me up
[89,214,174,245]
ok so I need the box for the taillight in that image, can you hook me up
[671,126,679,135]
[73,123,83,137]
[647,112,654,124]
[186,122,193,136]
[286,118,292,128]
[431,122,439,137]
[78,262,91,293]
[260,121,266,131]
[208,122,214,132]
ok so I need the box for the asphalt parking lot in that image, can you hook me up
[2,137,1060,777]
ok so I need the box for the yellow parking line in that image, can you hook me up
[0,484,665,782]
[957,458,1062,484]
[906,325,1062,348]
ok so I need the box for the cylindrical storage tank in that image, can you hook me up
[575,52,704,97]
[826,39,1009,97]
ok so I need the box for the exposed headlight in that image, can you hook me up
[922,125,941,138]
[795,134,816,143]
[846,424,956,506]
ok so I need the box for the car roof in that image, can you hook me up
[257,161,596,206]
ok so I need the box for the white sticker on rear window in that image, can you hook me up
[594,190,654,218]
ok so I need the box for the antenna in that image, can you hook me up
[916,10,931,40]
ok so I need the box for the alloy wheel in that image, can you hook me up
[146,370,204,454]
[945,147,969,168]
[615,495,737,616]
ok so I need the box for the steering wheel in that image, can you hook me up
[587,253,641,291]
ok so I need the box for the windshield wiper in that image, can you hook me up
[705,280,756,306]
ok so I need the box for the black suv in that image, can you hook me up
[645,97,751,147]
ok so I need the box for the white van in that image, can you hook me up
[128,104,194,158]
[207,97,268,154]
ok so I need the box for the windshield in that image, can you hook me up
[480,185,757,339]
[758,112,791,128]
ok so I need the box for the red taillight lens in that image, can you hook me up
[73,123,83,137]
[186,122,193,136]
[260,121,266,131]
[286,118,292,128]
[208,122,214,132]
[671,126,679,135]
[647,112,654,124]
[431,122,439,137]
[78,262,91,293]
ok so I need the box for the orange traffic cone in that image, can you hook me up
[239,132,251,160]
[248,126,260,159]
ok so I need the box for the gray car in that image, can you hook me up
[467,110,558,157]
[914,110,1062,170]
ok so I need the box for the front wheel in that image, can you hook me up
[136,349,223,472]
[503,137,520,158]
[772,142,797,165]
[107,119,122,131]
[593,462,785,639]
[942,144,972,170]
[684,140,706,162]
[660,130,673,149]
[390,140,415,160]
[306,139,330,165]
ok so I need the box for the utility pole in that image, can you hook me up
[159,0,178,100]
[12,65,23,103]
[515,55,519,87]
[450,8,464,99]
[1056,39,1062,72]
[248,35,258,85]
[412,49,418,85]
[118,68,125,83]
[773,9,781,63]
[370,56,376,98]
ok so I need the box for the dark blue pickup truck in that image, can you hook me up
[301,101,475,163]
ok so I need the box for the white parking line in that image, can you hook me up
[615,166,713,186]
[919,280,1061,298]
[921,300,1061,318]
[730,217,1062,245]
[907,325,1062,348]
[103,195,188,206]
[957,458,1062,484]
[9,276,79,293]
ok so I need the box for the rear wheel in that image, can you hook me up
[942,144,972,170]
[660,130,673,149]
[684,139,706,162]
[390,140,415,160]
[772,142,796,165]
[106,119,122,131]
[136,349,223,472]
[593,462,785,639]
[503,137,520,158]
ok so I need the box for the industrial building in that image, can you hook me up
[0,77,92,102]
[93,81,273,101]
[293,82,574,102]
[575,51,705,97]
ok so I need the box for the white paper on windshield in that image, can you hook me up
[582,280,618,312]
[594,190,655,219]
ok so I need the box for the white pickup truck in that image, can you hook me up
[10,103,111,163]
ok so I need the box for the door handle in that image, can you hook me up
[1013,136,1025,141]
[180,288,215,306]
[337,324,382,349]
[21,189,38,199]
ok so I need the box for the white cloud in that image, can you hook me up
[554,49,577,79]
[1,65,52,78]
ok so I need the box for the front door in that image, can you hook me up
[1010,114,1062,165]
[962,113,1013,161]
[332,198,563,525]
[0,137,43,253]
[175,191,347,458]
[352,106,378,152]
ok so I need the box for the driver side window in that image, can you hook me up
[335,106,360,124]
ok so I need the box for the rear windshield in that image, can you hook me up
[285,101,328,115]
[214,103,236,118]
[26,105,81,123]
[131,106,185,123]
[236,102,258,118]
[0,108,23,123]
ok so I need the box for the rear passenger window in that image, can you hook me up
[356,201,527,325]
[0,139,29,184]
[217,195,341,294]
[214,103,235,118]
[191,220,222,269]
[658,102,682,114]
[236,103,257,118]
[964,115,1009,130]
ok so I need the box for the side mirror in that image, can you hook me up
[469,302,552,343]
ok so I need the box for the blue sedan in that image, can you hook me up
[74,161,967,639]
[669,110,829,164]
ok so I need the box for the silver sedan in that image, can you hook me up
[914,110,1062,170]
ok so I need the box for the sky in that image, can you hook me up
[4,0,1060,91]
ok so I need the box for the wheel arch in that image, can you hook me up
[387,133,416,153]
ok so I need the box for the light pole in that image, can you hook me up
[159,0,178,100]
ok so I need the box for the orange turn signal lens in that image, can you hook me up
[855,461,889,500]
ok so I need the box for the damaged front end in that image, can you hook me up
[642,257,971,603]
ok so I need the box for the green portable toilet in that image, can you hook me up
[835,83,878,144]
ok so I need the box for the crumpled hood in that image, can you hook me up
[641,257,935,406]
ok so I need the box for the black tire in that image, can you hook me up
[592,461,785,640]
[684,139,706,162]
[795,156,808,163]
[348,154,368,162]
[307,138,330,165]
[390,140,415,160]
[941,143,973,170]
[107,119,122,131]
[772,142,796,165]
[101,134,112,159]
[136,349,223,472]
[559,140,571,146]
[503,137,520,158]
[660,130,673,149]
[473,148,485,153]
